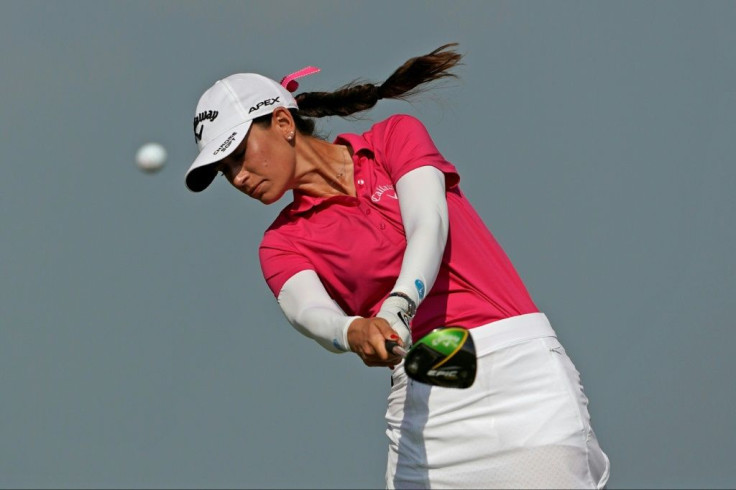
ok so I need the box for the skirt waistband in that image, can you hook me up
[468,313,556,355]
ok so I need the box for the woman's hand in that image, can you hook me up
[347,317,405,368]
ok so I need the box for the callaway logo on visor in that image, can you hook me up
[193,110,219,143]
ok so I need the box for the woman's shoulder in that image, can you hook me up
[364,114,433,150]
[370,113,428,135]
[335,114,425,151]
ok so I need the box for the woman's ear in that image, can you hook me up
[271,107,296,139]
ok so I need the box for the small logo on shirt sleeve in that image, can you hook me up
[415,279,425,300]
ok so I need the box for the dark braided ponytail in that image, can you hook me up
[269,43,462,136]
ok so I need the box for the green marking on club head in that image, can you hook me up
[413,327,467,356]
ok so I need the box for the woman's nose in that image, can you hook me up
[233,167,249,187]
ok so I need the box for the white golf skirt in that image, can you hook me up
[385,313,610,489]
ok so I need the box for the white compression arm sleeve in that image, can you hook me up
[376,165,449,344]
[393,165,449,304]
[277,270,360,353]
[278,166,448,352]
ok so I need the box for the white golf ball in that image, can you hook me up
[135,142,167,173]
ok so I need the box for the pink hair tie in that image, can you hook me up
[280,66,321,92]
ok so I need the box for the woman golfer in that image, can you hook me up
[185,44,610,489]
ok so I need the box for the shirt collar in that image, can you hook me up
[334,132,374,156]
[289,190,355,215]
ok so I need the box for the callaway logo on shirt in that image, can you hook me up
[371,184,398,202]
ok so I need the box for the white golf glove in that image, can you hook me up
[377,292,416,347]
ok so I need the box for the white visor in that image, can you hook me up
[185,73,298,192]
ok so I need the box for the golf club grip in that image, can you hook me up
[385,339,407,357]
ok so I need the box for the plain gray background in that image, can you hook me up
[1,1,734,488]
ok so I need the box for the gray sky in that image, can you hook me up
[1,1,735,488]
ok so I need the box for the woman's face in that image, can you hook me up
[216,114,295,204]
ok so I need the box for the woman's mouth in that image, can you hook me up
[250,181,264,197]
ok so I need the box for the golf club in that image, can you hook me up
[385,327,477,389]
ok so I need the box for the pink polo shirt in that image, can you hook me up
[259,114,538,340]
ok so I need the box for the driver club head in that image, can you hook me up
[401,327,477,389]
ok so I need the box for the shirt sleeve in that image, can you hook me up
[376,114,460,189]
[259,230,313,297]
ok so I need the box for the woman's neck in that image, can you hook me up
[293,137,355,197]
